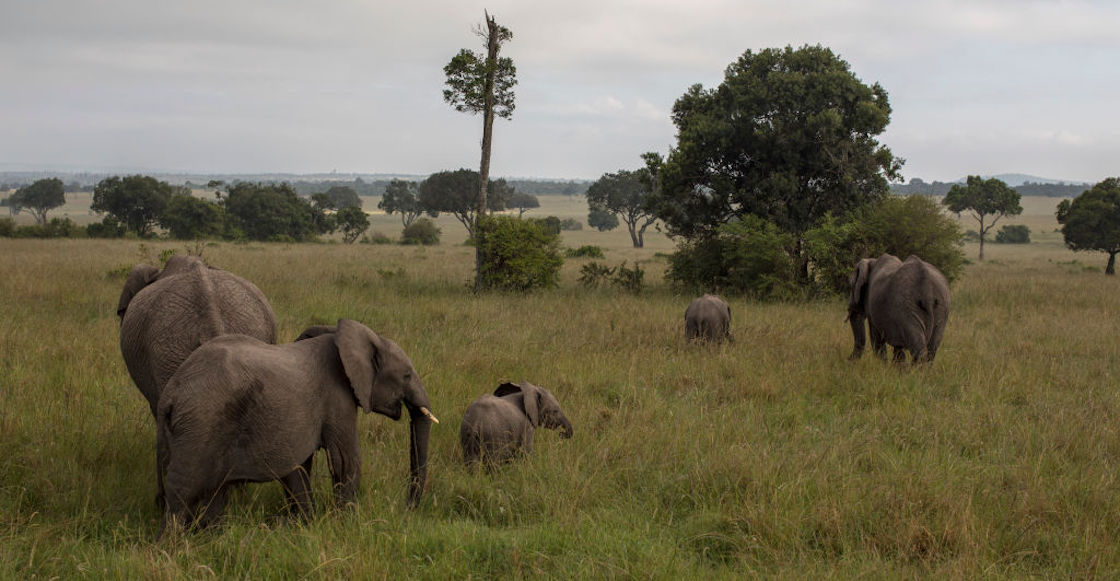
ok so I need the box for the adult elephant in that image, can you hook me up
[117,254,277,416]
[157,319,438,533]
[847,253,950,364]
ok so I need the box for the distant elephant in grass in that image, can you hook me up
[157,319,438,534]
[685,294,731,343]
[460,381,573,468]
[847,253,951,364]
[118,254,277,416]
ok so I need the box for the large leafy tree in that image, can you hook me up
[444,11,517,287]
[159,195,224,240]
[942,175,1022,260]
[11,178,65,225]
[652,45,901,245]
[379,179,423,227]
[418,169,511,239]
[586,153,662,248]
[92,175,184,237]
[1056,178,1120,275]
[319,185,362,209]
[223,182,317,242]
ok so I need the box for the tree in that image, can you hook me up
[443,11,517,287]
[320,185,362,209]
[1056,178,1120,275]
[159,195,224,240]
[651,45,901,248]
[586,154,661,247]
[92,175,182,237]
[475,216,563,292]
[309,193,338,235]
[223,182,317,242]
[379,179,423,227]
[335,206,370,244]
[507,191,539,217]
[588,208,619,231]
[10,178,65,225]
[418,169,510,239]
[942,175,1022,261]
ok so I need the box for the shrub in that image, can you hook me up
[476,215,564,292]
[566,245,605,259]
[560,218,583,231]
[535,216,562,236]
[0,217,14,237]
[401,217,441,245]
[804,194,965,294]
[578,262,615,288]
[577,261,645,293]
[667,215,800,300]
[361,231,393,245]
[995,224,1030,244]
[87,216,127,238]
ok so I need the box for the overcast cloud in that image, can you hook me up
[1,0,1117,182]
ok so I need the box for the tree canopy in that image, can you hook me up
[651,45,901,241]
[223,182,319,242]
[379,179,423,227]
[418,169,511,239]
[334,206,370,244]
[586,154,661,248]
[943,175,1022,260]
[507,191,540,217]
[159,195,224,240]
[92,175,185,237]
[10,178,65,225]
[318,185,362,209]
[1056,177,1120,275]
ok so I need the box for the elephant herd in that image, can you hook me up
[119,252,947,535]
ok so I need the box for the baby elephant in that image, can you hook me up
[685,294,731,343]
[460,381,573,468]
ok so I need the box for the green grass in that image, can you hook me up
[3,197,1120,578]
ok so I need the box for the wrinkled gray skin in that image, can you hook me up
[157,319,435,534]
[460,381,573,468]
[685,294,731,343]
[118,254,277,417]
[848,253,951,364]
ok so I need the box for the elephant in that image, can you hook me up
[156,318,438,533]
[118,254,277,417]
[685,294,731,343]
[460,381,573,468]
[847,253,951,364]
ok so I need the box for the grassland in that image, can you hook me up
[3,196,1119,579]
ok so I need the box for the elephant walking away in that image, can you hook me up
[157,319,438,534]
[118,254,277,416]
[460,381,573,469]
[847,254,951,364]
[685,294,731,343]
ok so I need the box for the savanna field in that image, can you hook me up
[3,194,1120,578]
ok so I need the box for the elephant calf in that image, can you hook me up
[460,381,573,468]
[685,294,731,343]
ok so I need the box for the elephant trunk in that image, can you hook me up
[558,416,574,439]
[404,393,434,509]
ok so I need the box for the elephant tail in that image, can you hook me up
[193,262,227,345]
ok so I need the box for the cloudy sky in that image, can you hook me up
[2,0,1117,183]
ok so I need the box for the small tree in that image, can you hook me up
[476,215,563,291]
[1057,177,1120,275]
[418,169,510,239]
[942,175,1022,261]
[401,217,441,245]
[321,185,362,209]
[10,178,65,225]
[379,179,423,227]
[507,191,540,217]
[585,156,660,248]
[92,175,181,237]
[335,206,370,244]
[159,195,225,240]
[588,208,619,231]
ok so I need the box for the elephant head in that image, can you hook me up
[334,319,437,508]
[493,381,573,439]
[117,264,160,320]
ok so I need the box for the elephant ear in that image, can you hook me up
[848,258,872,314]
[493,381,541,426]
[335,319,408,419]
[117,264,160,319]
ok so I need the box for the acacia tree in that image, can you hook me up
[11,178,65,225]
[1056,177,1120,275]
[585,155,661,247]
[443,11,517,287]
[942,175,1022,261]
[651,45,901,278]
[507,191,539,217]
[379,179,423,227]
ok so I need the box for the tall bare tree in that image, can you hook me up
[443,11,517,287]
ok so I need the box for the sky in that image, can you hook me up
[1,0,1118,183]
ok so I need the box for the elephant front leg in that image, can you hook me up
[848,312,867,360]
[280,455,315,520]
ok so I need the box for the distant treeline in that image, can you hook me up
[286,178,587,197]
[891,179,1089,197]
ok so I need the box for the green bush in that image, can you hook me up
[577,261,645,293]
[401,217,441,245]
[560,218,583,231]
[9,217,81,239]
[535,216,562,236]
[476,215,564,291]
[804,194,965,294]
[667,215,800,300]
[566,245,605,259]
[995,224,1030,244]
[361,231,393,245]
[86,216,127,238]
[0,217,14,237]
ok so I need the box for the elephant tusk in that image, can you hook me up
[419,406,439,424]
